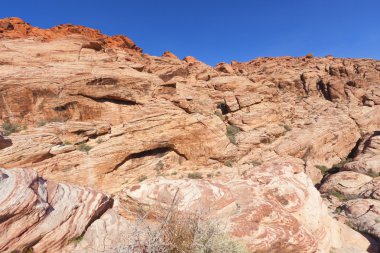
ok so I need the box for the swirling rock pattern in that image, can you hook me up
[0,168,112,253]
[124,163,371,253]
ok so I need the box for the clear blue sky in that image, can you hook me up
[2,0,380,65]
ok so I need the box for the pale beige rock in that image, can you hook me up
[342,199,380,241]
[343,132,380,176]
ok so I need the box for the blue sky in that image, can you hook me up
[2,0,380,65]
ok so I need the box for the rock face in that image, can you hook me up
[123,163,372,253]
[0,17,380,252]
[0,167,112,253]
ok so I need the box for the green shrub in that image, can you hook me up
[367,169,380,178]
[315,165,329,175]
[37,117,65,127]
[63,140,72,146]
[283,124,292,131]
[188,172,203,179]
[215,110,225,121]
[224,160,233,167]
[250,160,262,167]
[328,189,348,201]
[226,125,240,145]
[2,122,21,136]
[333,158,352,169]
[138,175,148,182]
[77,143,92,153]
[69,235,84,245]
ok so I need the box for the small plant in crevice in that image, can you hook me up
[333,158,352,170]
[77,143,92,153]
[18,247,34,253]
[37,117,65,127]
[226,124,240,145]
[224,160,233,167]
[215,110,225,121]
[250,160,262,167]
[315,165,329,175]
[137,175,148,182]
[283,124,292,132]
[187,172,203,179]
[333,206,343,215]
[2,122,22,136]
[328,189,348,202]
[367,169,380,178]
[63,140,72,146]
[96,138,105,144]
[154,161,164,174]
[69,235,84,245]
[171,171,178,176]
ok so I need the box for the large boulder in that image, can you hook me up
[0,168,112,253]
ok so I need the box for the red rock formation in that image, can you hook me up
[0,17,141,52]
[1,17,380,252]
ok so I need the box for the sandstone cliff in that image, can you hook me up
[0,17,380,252]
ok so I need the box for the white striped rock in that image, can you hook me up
[0,168,111,253]
[124,163,372,253]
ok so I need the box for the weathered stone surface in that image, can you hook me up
[0,134,11,149]
[0,168,111,253]
[124,163,372,253]
[342,199,380,241]
[1,17,380,252]
[343,132,380,176]
[63,209,135,253]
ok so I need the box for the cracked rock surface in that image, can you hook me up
[1,17,380,252]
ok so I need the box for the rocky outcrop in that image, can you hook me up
[0,17,141,52]
[0,167,112,253]
[1,17,380,252]
[123,163,373,253]
[0,134,11,149]
[342,132,380,176]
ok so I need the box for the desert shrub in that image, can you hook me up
[77,143,92,153]
[63,140,72,146]
[333,159,352,169]
[215,110,225,121]
[367,169,380,178]
[226,125,240,145]
[138,175,148,182]
[224,160,233,167]
[250,160,262,167]
[328,189,348,201]
[188,172,203,179]
[37,117,65,127]
[2,122,21,136]
[96,138,104,144]
[283,124,292,132]
[115,190,249,253]
[171,171,178,176]
[69,235,84,245]
[315,165,329,175]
